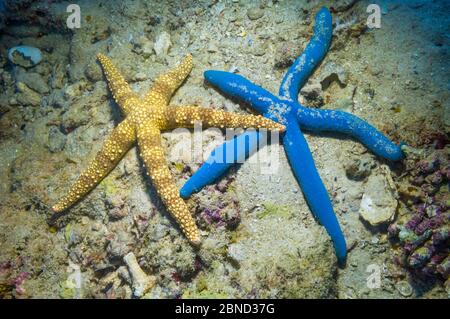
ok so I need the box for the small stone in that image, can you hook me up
[105,197,129,220]
[81,216,89,225]
[228,13,238,23]
[109,207,129,220]
[154,31,172,56]
[141,42,154,59]
[252,43,266,56]
[9,97,18,106]
[247,7,264,20]
[1,69,13,87]
[50,63,65,89]
[151,223,169,241]
[359,168,398,226]
[345,154,376,181]
[147,15,161,26]
[228,65,239,73]
[207,42,219,53]
[371,236,380,245]
[396,280,413,297]
[318,62,348,89]
[16,82,41,106]
[7,46,42,68]
[117,266,131,285]
[47,126,67,153]
[90,26,111,44]
[133,72,148,82]
[91,222,103,231]
[368,64,382,76]
[123,252,156,298]
[60,101,91,134]
[227,243,245,265]
[107,231,132,258]
[300,82,324,108]
[85,61,103,82]
[132,36,154,59]
[64,82,84,100]
[274,42,300,69]
[364,87,375,99]
[16,70,49,94]
[213,2,225,15]
[397,184,424,201]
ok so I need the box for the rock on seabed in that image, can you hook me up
[359,167,398,226]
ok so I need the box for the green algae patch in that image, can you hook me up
[257,202,293,219]
[229,224,248,243]
[226,184,236,193]
[48,225,58,234]
[99,177,118,196]
[182,269,229,299]
[64,223,73,243]
[173,162,185,173]
[229,230,239,244]
[59,285,76,299]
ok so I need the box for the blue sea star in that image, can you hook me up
[180,7,404,264]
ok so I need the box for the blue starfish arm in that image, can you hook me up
[181,70,283,199]
[278,7,333,101]
[204,70,278,114]
[283,117,347,264]
[180,130,261,198]
[297,107,405,161]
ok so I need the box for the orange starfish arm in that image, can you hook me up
[136,124,200,244]
[144,55,193,106]
[52,118,136,213]
[97,53,139,116]
[163,106,286,131]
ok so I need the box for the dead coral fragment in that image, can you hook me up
[123,252,156,298]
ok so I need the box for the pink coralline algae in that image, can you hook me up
[199,203,241,230]
[11,272,30,295]
[201,208,224,226]
[0,261,12,276]
[193,177,241,231]
[389,146,449,281]
[0,259,30,297]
